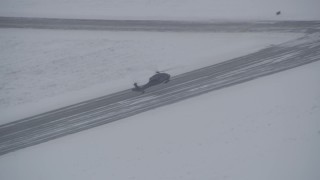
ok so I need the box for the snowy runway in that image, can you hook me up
[1,33,319,155]
[1,17,320,32]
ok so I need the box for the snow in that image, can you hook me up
[0,56,319,180]
[0,0,320,20]
[0,29,302,124]
[0,0,319,179]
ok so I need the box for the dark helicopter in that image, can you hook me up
[132,72,171,93]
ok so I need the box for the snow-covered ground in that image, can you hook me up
[1,56,319,180]
[0,29,302,124]
[1,0,320,20]
[1,0,320,179]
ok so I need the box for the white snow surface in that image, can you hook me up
[0,0,319,179]
[0,0,319,20]
[0,29,302,124]
[0,56,319,180]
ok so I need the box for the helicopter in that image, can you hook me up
[132,72,171,93]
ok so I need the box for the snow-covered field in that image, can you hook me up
[1,56,319,180]
[1,0,320,179]
[0,29,302,124]
[1,0,320,20]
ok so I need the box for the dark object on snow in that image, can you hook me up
[132,72,170,93]
[276,11,281,15]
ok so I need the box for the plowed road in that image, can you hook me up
[0,17,320,155]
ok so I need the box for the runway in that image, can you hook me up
[0,18,320,156]
[1,16,320,32]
